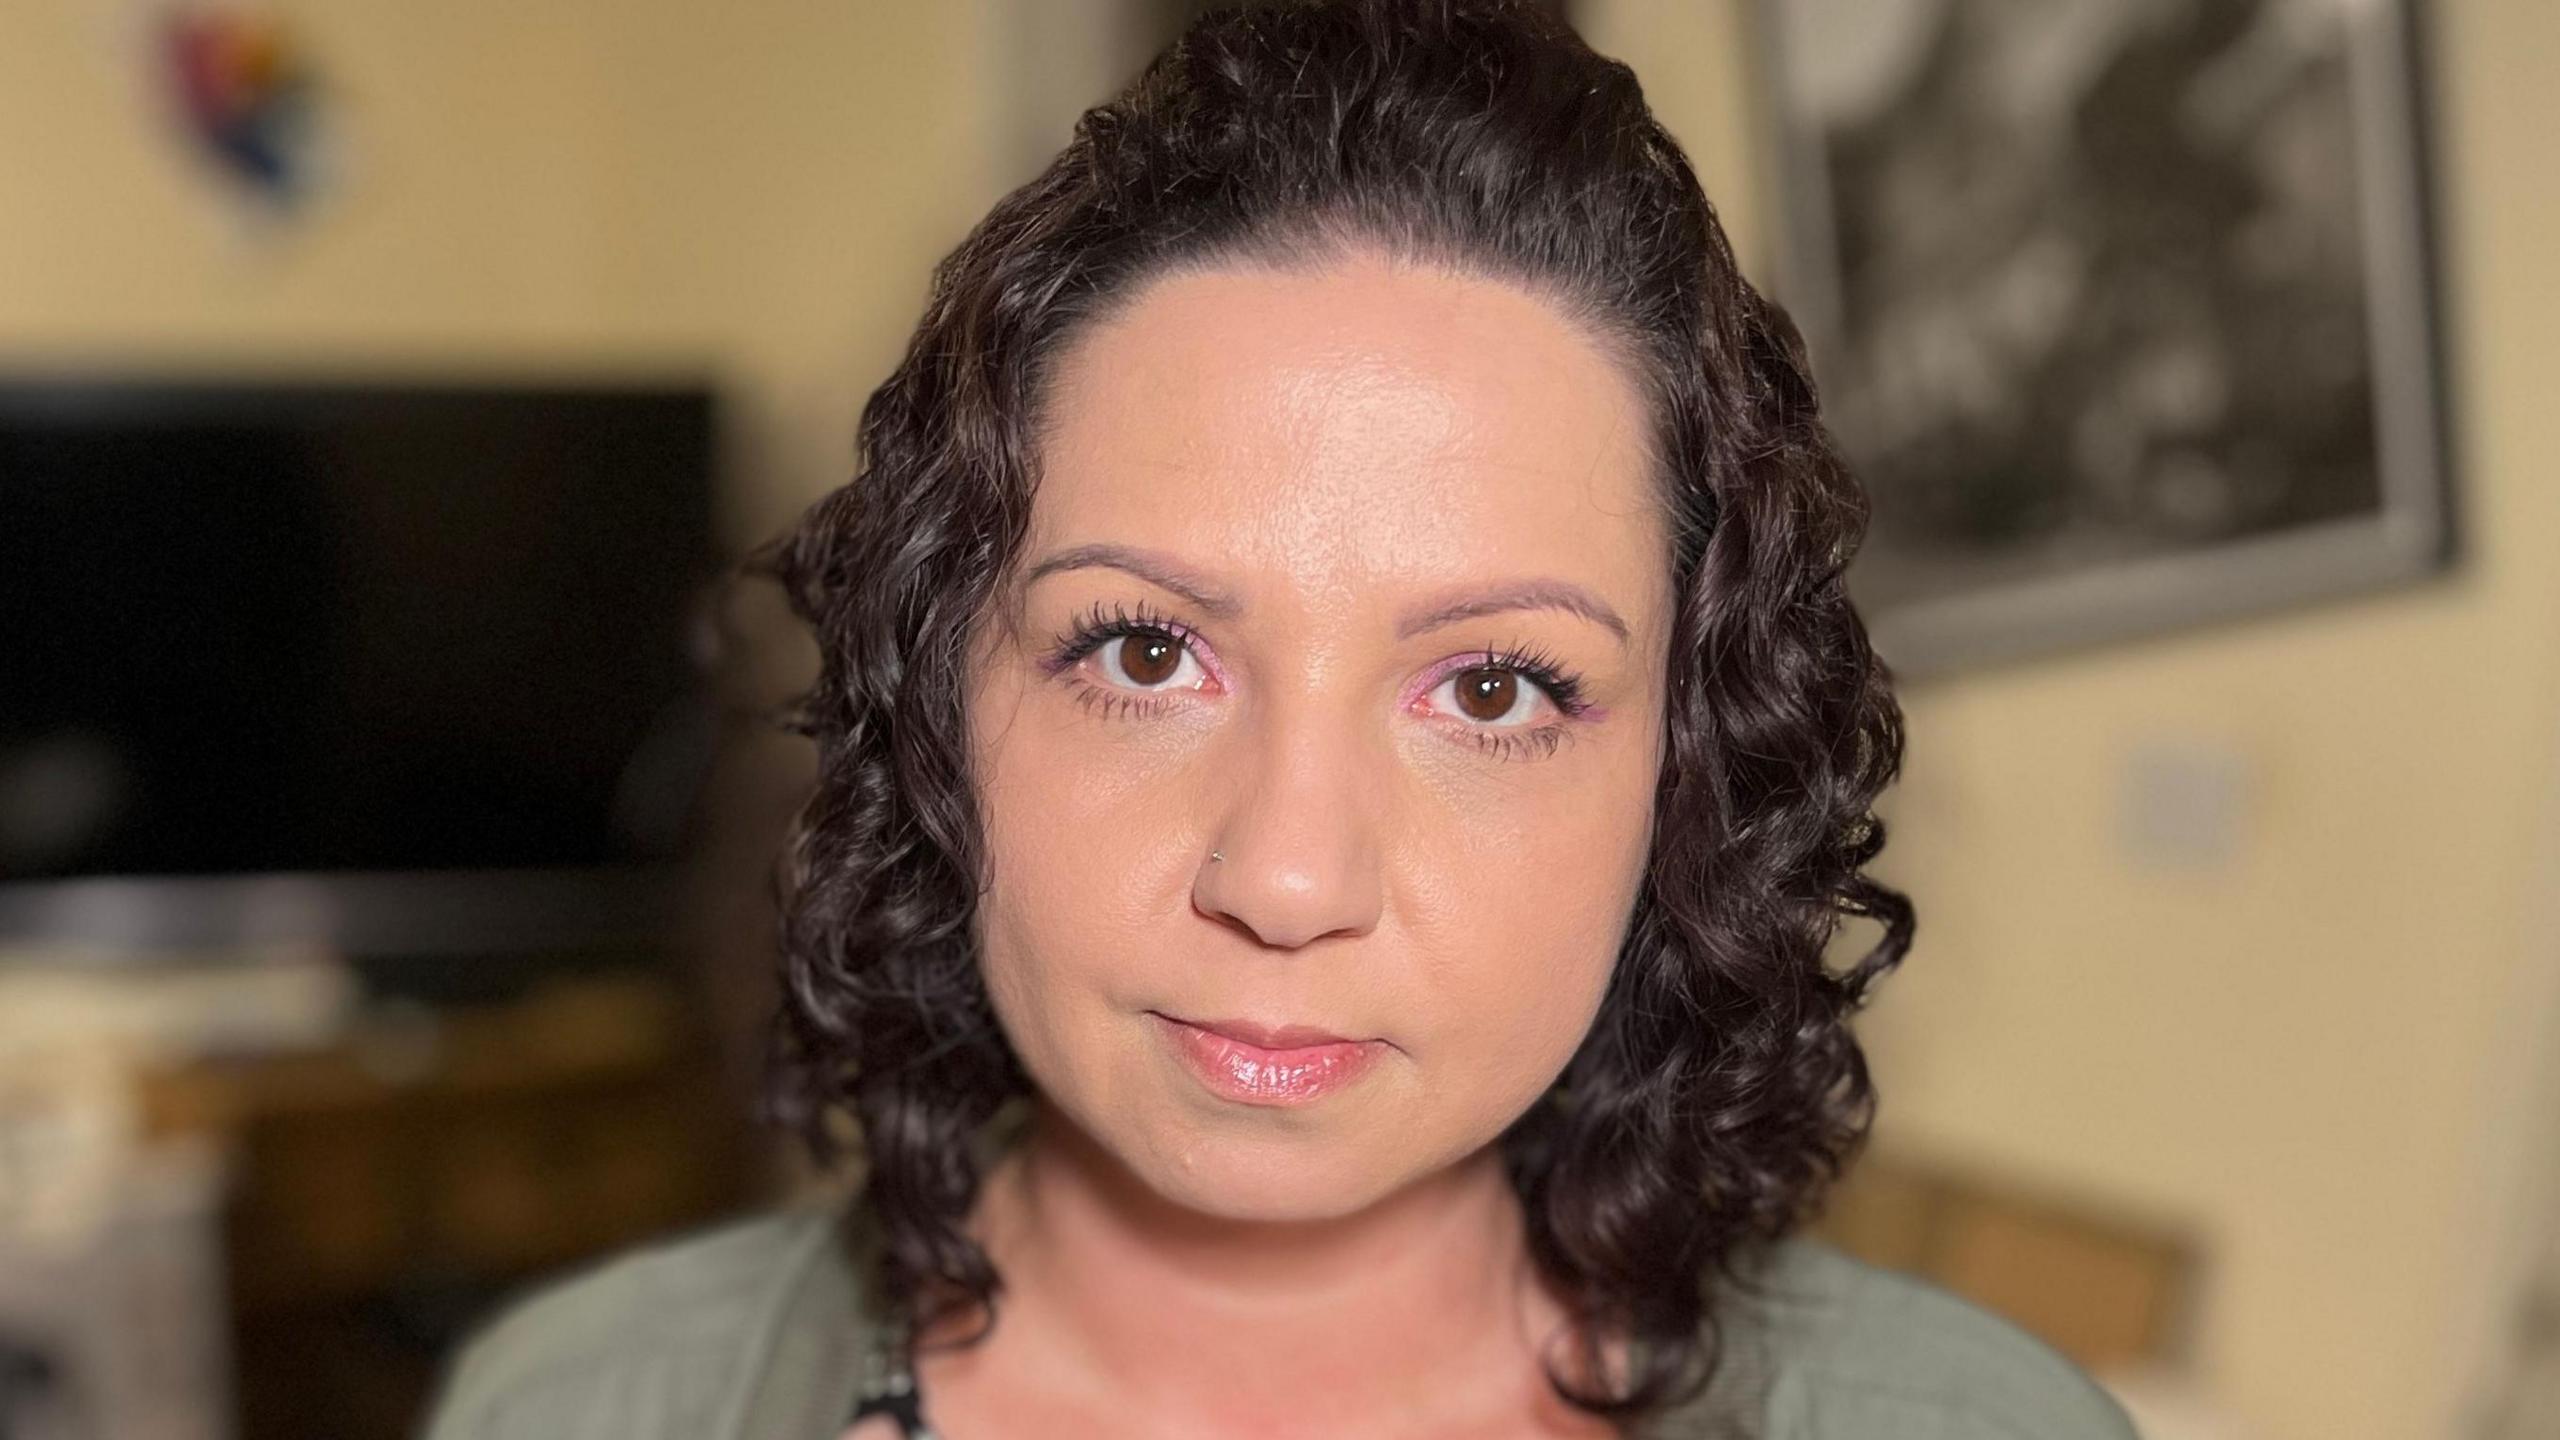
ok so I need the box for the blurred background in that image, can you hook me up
[1,2,2554,1438]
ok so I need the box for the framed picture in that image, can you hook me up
[1749,0,2456,678]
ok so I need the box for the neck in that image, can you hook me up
[943,1101,1606,1435]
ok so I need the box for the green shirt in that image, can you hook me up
[418,1205,2140,1439]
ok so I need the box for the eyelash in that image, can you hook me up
[1039,598,1593,762]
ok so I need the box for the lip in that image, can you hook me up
[1148,1012,1384,1107]
[1182,1016,1359,1049]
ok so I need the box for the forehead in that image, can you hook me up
[1030,254,1663,616]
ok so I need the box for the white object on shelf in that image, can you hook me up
[0,1139,233,1440]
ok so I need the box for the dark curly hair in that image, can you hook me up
[748,0,1912,1425]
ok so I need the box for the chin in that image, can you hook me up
[1133,1123,1417,1224]
[1051,1080,1425,1225]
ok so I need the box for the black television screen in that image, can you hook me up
[0,375,723,955]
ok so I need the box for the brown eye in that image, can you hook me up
[1453,667,1519,723]
[1115,631,1185,687]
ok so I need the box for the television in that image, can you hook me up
[0,373,725,971]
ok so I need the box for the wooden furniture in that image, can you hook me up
[1812,1144,2201,1373]
[137,970,754,1440]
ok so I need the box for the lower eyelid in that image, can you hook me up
[1067,677,1573,758]
[1066,678,1178,720]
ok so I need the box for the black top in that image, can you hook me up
[843,1365,932,1438]
[843,1308,934,1439]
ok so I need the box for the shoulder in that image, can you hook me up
[418,1207,853,1440]
[1709,1235,2142,1440]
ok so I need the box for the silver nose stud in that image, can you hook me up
[1208,849,1225,863]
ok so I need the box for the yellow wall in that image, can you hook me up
[0,0,994,549]
[8,2,2557,1436]
[1584,3,2560,1437]
[5,4,650,359]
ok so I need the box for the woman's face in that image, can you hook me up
[964,251,1672,1223]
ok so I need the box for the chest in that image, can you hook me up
[836,1362,1626,1440]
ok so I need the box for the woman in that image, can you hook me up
[424,2,2137,1436]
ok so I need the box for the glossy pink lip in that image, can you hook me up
[1190,1016,1356,1049]
[1150,1012,1383,1106]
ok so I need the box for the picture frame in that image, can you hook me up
[1748,0,2457,679]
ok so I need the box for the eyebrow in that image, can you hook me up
[1021,542,1630,647]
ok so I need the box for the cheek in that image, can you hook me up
[968,677,1185,1092]
[1404,746,1657,1111]
[1430,836,1637,1094]
[974,707,1181,972]
[972,817,1132,1133]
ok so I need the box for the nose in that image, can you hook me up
[1190,705,1386,951]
